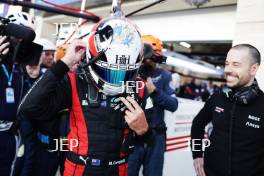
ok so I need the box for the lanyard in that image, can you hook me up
[1,64,15,87]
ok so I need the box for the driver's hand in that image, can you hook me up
[61,40,86,70]
[120,96,149,135]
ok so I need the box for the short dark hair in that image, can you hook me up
[231,44,261,65]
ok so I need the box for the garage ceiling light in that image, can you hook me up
[179,42,191,48]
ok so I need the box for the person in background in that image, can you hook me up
[128,35,178,176]
[23,56,43,90]
[171,73,181,94]
[34,38,56,73]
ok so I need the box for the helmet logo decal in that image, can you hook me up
[95,25,114,52]
[113,24,135,47]
[115,55,130,64]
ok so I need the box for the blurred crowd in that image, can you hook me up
[172,74,226,102]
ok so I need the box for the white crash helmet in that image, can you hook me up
[6,12,36,31]
[34,38,56,51]
[86,16,144,96]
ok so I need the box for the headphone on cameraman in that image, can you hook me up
[222,80,260,105]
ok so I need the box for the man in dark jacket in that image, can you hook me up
[191,44,264,176]
[19,16,151,176]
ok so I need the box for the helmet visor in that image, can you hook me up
[91,62,139,86]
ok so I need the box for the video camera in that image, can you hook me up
[0,16,43,65]
[139,43,167,80]
[143,43,167,64]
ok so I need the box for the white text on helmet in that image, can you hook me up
[95,60,140,70]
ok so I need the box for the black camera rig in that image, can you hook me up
[0,16,43,65]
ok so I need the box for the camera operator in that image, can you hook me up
[0,12,39,176]
[128,35,178,176]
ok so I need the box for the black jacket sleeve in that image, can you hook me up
[18,116,36,176]
[19,61,72,120]
[191,94,215,159]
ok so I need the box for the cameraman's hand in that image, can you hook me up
[120,96,149,135]
[61,40,86,70]
[145,77,156,94]
[0,36,10,55]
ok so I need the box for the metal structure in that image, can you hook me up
[0,0,100,22]
[163,51,224,80]
[185,0,210,7]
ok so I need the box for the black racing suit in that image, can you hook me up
[191,89,264,176]
[19,60,151,176]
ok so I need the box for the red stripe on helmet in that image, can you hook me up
[89,22,101,57]
[89,32,97,57]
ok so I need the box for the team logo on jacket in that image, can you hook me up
[245,115,261,129]
[214,106,224,113]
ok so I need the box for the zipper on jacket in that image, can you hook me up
[228,100,237,176]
